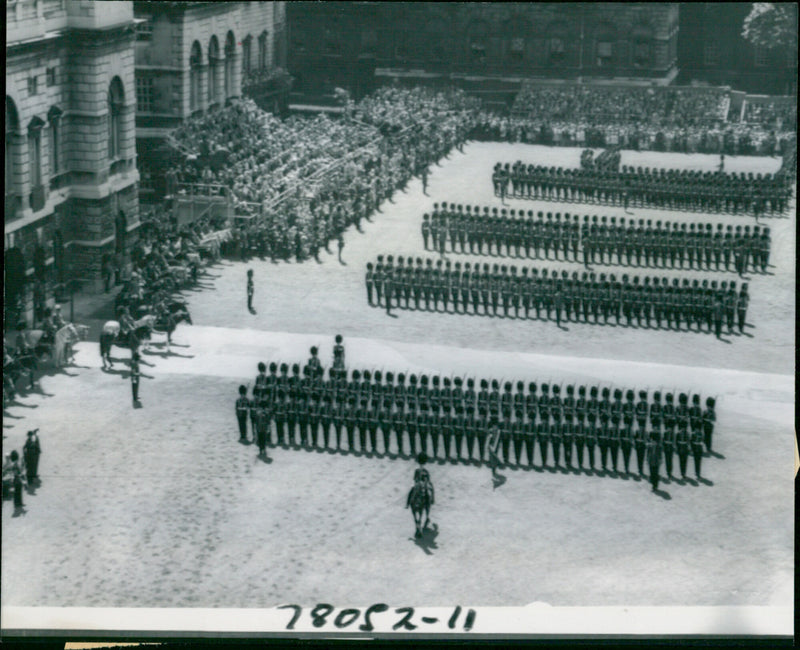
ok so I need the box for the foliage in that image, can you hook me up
[742,3,798,51]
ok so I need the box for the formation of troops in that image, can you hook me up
[365,255,751,337]
[492,161,792,216]
[235,351,717,485]
[423,204,772,274]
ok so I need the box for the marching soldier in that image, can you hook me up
[737,283,749,334]
[422,214,431,250]
[703,396,716,453]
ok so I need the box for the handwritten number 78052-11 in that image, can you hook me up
[278,604,475,632]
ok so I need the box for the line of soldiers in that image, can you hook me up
[423,205,772,274]
[492,162,792,216]
[365,255,751,336]
[236,357,717,482]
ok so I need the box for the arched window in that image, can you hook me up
[6,96,20,203]
[224,30,236,99]
[258,30,268,69]
[48,106,63,178]
[631,24,653,68]
[242,35,253,75]
[190,40,203,111]
[108,77,125,160]
[595,22,616,68]
[27,116,45,189]
[208,35,221,106]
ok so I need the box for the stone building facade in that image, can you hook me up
[678,2,797,95]
[287,2,680,98]
[133,1,288,201]
[5,0,139,325]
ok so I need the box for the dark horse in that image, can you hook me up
[406,455,435,538]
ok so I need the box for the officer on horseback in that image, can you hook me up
[407,452,434,538]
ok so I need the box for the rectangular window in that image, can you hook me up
[29,129,42,187]
[704,42,720,66]
[597,41,612,58]
[259,33,268,69]
[49,117,60,176]
[754,45,770,67]
[137,17,153,41]
[361,29,378,52]
[511,37,525,53]
[46,67,57,86]
[136,77,154,113]
[242,37,252,74]
[27,75,38,95]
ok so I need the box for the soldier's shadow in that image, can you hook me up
[653,487,672,500]
[492,471,507,489]
[410,522,439,556]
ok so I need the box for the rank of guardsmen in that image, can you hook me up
[235,350,718,486]
[422,205,771,275]
[365,255,751,337]
[492,161,792,217]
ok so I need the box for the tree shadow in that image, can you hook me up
[410,522,439,556]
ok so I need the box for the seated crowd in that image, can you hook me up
[511,83,730,127]
[170,88,478,262]
[742,97,797,128]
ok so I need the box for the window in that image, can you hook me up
[6,97,20,199]
[632,25,653,68]
[208,36,221,105]
[597,40,613,66]
[224,31,236,98]
[754,45,770,67]
[108,77,125,160]
[46,67,57,86]
[28,75,38,95]
[48,107,62,177]
[136,77,154,112]
[137,17,153,41]
[242,35,253,74]
[28,121,43,188]
[549,38,566,64]
[258,31,268,69]
[361,29,377,54]
[324,28,341,56]
[190,41,202,111]
[510,37,525,61]
[704,42,720,66]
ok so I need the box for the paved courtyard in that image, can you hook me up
[1,142,794,616]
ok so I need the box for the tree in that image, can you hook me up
[742,3,798,51]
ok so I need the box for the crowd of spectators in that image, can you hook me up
[470,110,794,156]
[742,97,797,128]
[170,89,479,262]
[511,84,730,127]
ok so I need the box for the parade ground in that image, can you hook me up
[1,143,794,613]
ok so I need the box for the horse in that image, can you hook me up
[407,479,434,539]
[100,315,153,368]
[42,324,81,368]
